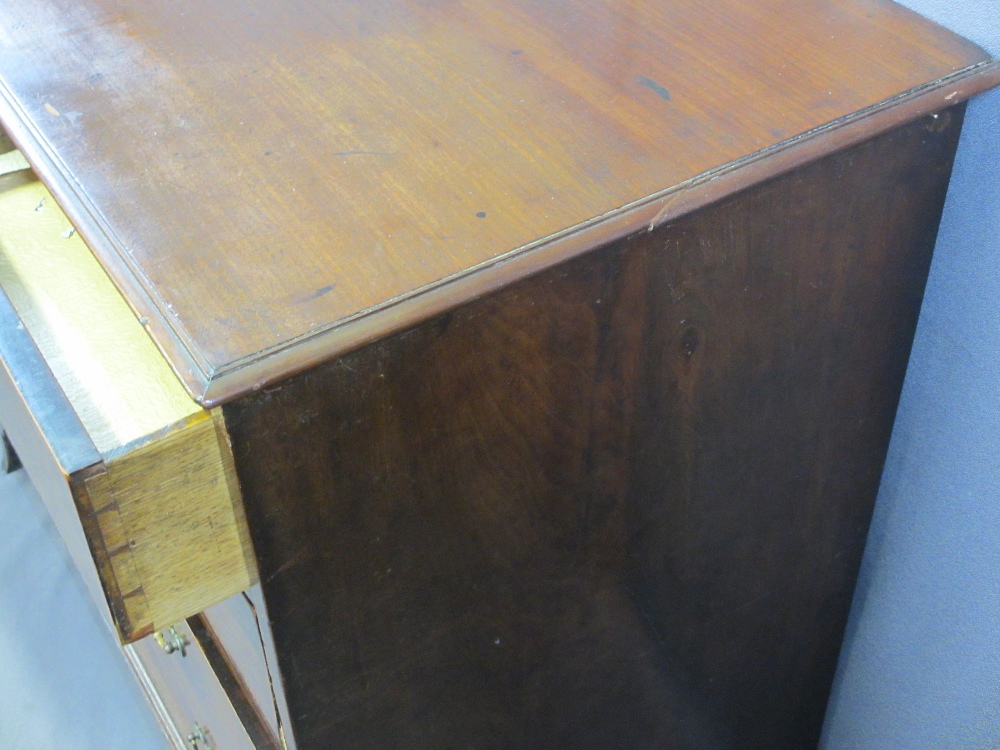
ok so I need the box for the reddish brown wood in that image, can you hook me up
[187,614,282,750]
[0,0,991,401]
[224,107,966,749]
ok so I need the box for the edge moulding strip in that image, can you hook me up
[2,60,998,408]
[0,88,214,398]
[203,61,1000,406]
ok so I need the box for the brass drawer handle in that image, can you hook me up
[186,724,214,750]
[154,625,189,657]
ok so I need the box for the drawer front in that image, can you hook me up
[129,621,259,750]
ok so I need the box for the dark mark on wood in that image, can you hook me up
[108,541,135,557]
[637,76,671,102]
[90,501,120,517]
[476,211,487,219]
[130,623,156,641]
[302,284,335,303]
[120,586,145,600]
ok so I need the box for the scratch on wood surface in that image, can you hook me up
[331,150,395,157]
[648,189,684,232]
[265,551,307,584]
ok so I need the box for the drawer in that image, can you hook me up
[0,148,256,642]
[128,618,264,750]
[120,586,295,750]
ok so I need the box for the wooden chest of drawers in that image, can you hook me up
[0,1,997,747]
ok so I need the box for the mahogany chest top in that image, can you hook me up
[0,0,995,403]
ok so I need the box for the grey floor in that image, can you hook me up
[0,467,169,750]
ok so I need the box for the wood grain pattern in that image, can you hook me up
[0,0,992,402]
[225,108,965,749]
[0,168,255,643]
[76,410,256,641]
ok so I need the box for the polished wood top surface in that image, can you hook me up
[0,0,993,402]
[0,171,197,455]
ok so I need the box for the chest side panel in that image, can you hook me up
[223,108,964,749]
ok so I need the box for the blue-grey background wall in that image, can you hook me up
[822,2,1000,748]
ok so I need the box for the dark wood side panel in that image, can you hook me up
[224,107,965,749]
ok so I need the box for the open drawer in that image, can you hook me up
[0,149,256,643]
[125,589,292,750]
